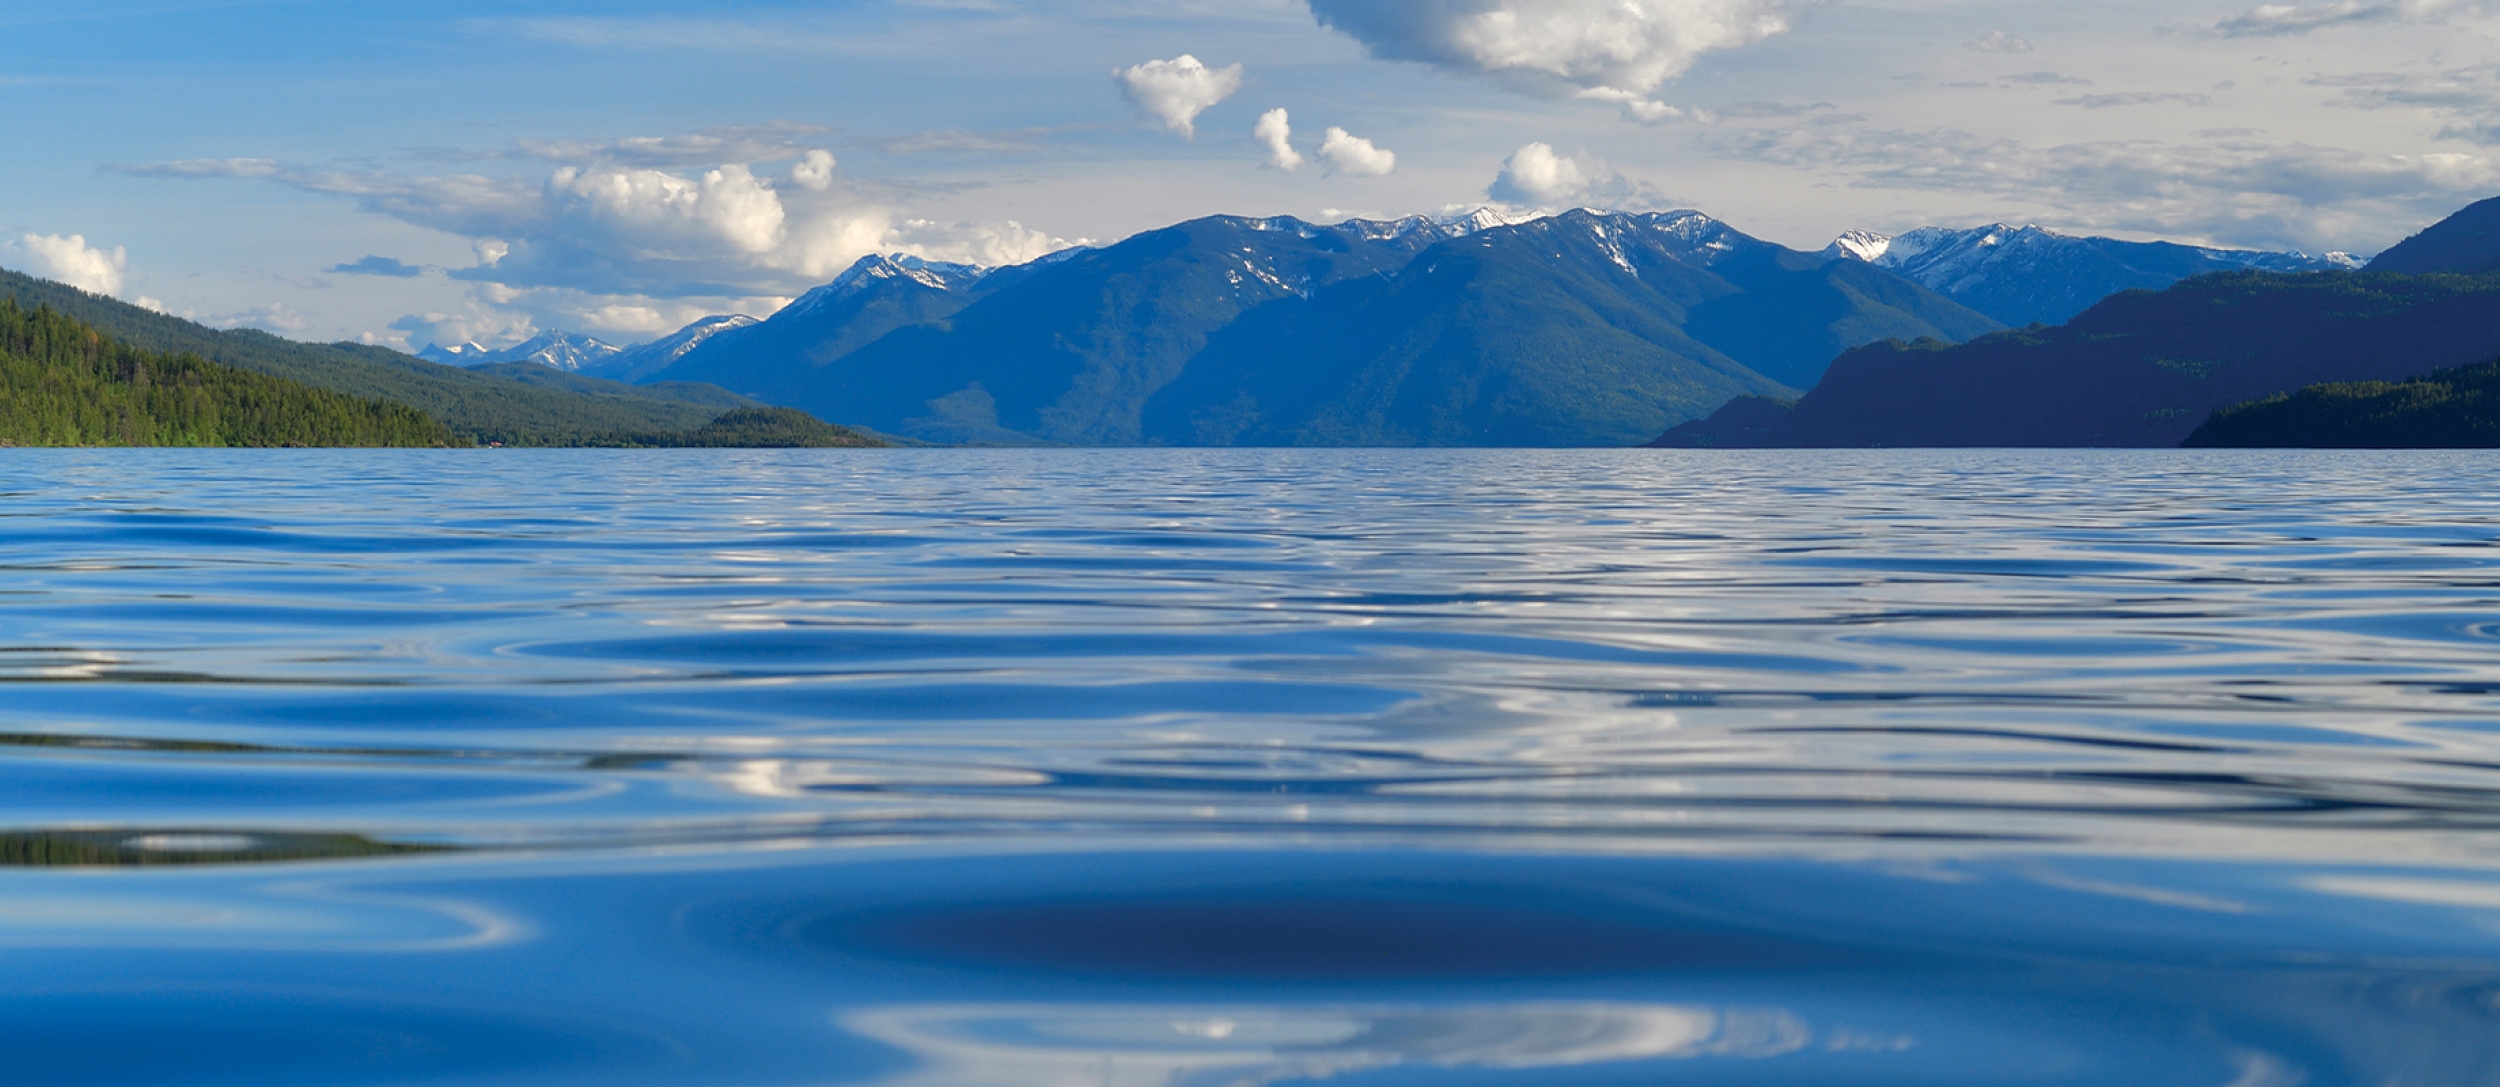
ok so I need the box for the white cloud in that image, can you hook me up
[1575,86,1703,125]
[547,162,786,257]
[1491,142,1588,204]
[389,299,538,350]
[1318,126,1398,176]
[123,130,1086,348]
[2317,63,2500,144]
[123,148,1075,300]
[11,233,128,297]
[1717,124,2499,250]
[1114,55,1244,138]
[512,124,830,168]
[1306,0,1821,105]
[2055,92,2215,109]
[2201,0,2492,36]
[1255,108,1305,171]
[200,302,312,334]
[1487,142,1668,208]
[1965,30,2033,53]
[887,218,1090,267]
[790,149,837,191]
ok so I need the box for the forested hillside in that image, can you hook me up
[0,300,460,447]
[2186,359,2500,447]
[1651,271,2500,447]
[0,268,751,445]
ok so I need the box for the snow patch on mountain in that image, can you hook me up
[578,314,762,381]
[787,254,990,319]
[1822,223,2362,326]
[416,341,489,365]
[502,331,627,372]
[419,334,625,372]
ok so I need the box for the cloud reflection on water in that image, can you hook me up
[838,1002,1821,1087]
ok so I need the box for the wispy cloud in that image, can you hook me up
[2195,0,2493,37]
[2006,72,2092,86]
[329,255,422,278]
[1964,30,2033,53]
[468,16,884,55]
[1715,124,2495,249]
[2056,92,2215,109]
[2315,63,2500,143]
[514,124,831,168]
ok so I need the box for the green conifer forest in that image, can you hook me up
[0,300,462,447]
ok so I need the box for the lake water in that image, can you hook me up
[5,448,2500,1085]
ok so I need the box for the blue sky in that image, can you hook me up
[5,0,2498,348]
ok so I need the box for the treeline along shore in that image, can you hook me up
[0,270,882,449]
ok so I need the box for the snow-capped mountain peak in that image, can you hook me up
[1822,221,2357,327]
[415,341,488,364]
[499,331,625,372]
[569,314,760,382]
[422,332,624,372]
[625,314,757,368]
[1829,230,1892,263]
[788,254,990,318]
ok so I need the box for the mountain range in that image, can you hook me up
[1825,224,2357,327]
[611,209,2024,446]
[12,197,2413,451]
[1654,194,2500,449]
[516,207,2344,447]
[418,330,625,373]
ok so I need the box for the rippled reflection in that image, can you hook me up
[5,449,2500,1082]
[4,449,2500,859]
[840,1002,1816,1086]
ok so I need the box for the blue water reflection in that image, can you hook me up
[0,847,2496,1084]
[3,448,2500,1083]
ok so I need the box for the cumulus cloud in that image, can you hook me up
[389,301,539,350]
[1306,0,1820,107]
[1487,142,1668,208]
[1317,126,1397,176]
[1255,108,1305,171]
[887,218,1088,267]
[124,150,1075,299]
[790,149,837,191]
[1491,142,1587,204]
[548,162,785,256]
[200,302,312,334]
[329,255,422,278]
[123,130,1087,349]
[1115,55,1244,137]
[1965,30,2033,53]
[2200,0,2491,36]
[1715,124,2497,250]
[10,233,128,296]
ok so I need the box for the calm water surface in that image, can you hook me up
[5,448,2500,1085]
